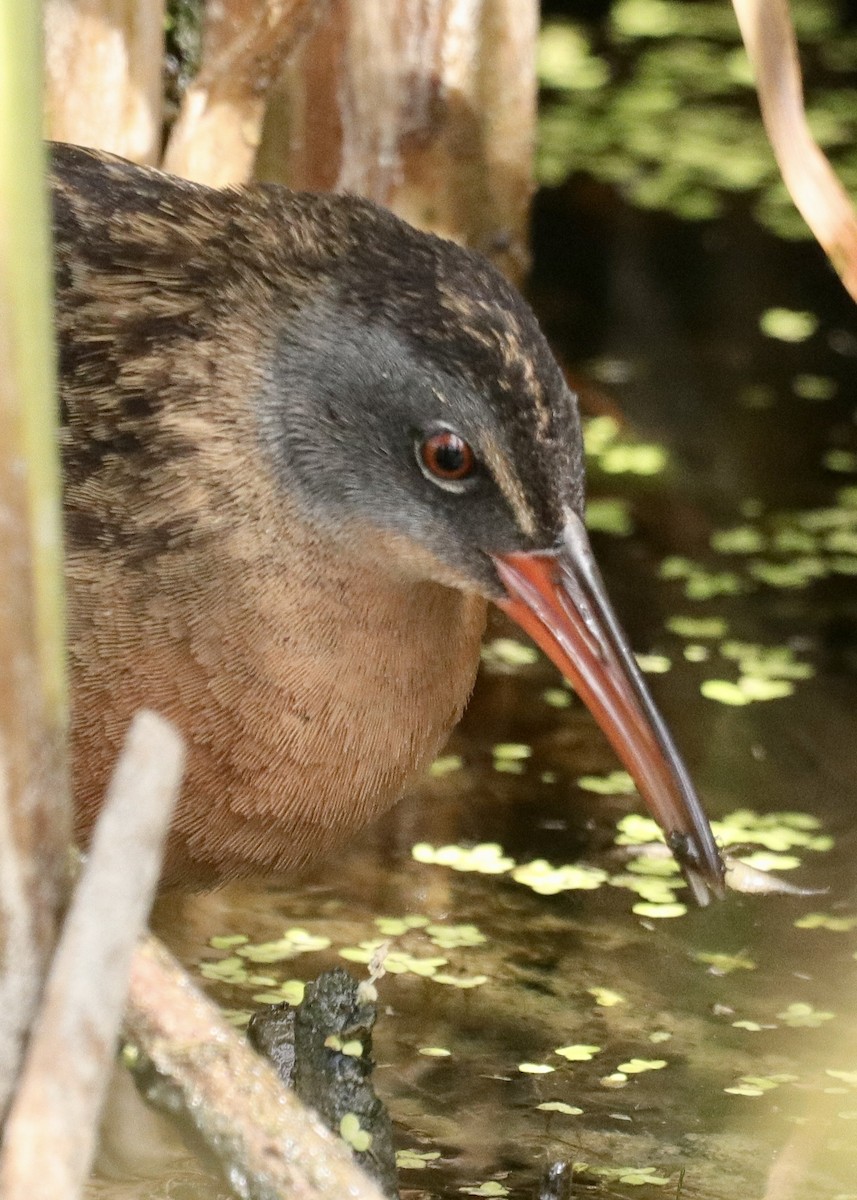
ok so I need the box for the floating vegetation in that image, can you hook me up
[824,449,857,473]
[512,860,609,894]
[632,901,688,918]
[536,1101,583,1114]
[459,1183,510,1197]
[759,307,819,342]
[616,808,834,894]
[493,743,532,774]
[412,842,515,873]
[537,2,857,235]
[617,1057,668,1073]
[429,754,463,778]
[583,415,669,477]
[587,496,634,536]
[396,1149,441,1169]
[577,769,635,794]
[710,526,767,555]
[235,928,332,962]
[795,913,857,931]
[480,638,539,668]
[658,556,744,599]
[419,1046,452,1057]
[635,652,671,673]
[426,923,486,949]
[600,443,669,475]
[701,677,793,705]
[725,1073,799,1097]
[554,1043,602,1061]
[776,1002,835,1028]
[699,639,813,705]
[588,987,626,1007]
[793,373,838,400]
[518,1062,555,1075]
[666,615,728,638]
[586,1164,671,1186]
[693,950,757,974]
[340,1113,372,1153]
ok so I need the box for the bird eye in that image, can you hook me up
[419,430,475,485]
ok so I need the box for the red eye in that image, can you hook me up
[420,431,475,482]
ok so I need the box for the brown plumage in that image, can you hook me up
[55,143,724,898]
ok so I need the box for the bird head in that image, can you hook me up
[260,193,726,904]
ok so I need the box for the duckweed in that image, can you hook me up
[617,1058,668,1073]
[554,1043,602,1061]
[577,769,635,794]
[589,986,626,1007]
[777,1002,835,1027]
[587,496,634,535]
[396,1149,441,1169]
[340,1113,372,1153]
[759,308,819,342]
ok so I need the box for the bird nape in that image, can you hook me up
[54,142,725,900]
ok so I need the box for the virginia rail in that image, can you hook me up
[54,143,724,899]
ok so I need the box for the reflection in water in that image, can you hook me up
[94,7,857,1199]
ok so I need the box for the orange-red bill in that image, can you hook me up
[492,513,725,905]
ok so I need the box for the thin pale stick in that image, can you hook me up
[0,712,184,1200]
[733,0,857,301]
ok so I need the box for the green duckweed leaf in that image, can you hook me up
[429,755,463,777]
[666,615,728,638]
[555,1044,602,1061]
[617,1058,668,1073]
[587,497,634,536]
[577,769,636,794]
[759,307,819,342]
[632,902,688,918]
[777,1002,835,1027]
[589,987,626,1007]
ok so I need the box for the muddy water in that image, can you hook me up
[91,212,857,1199]
[92,15,857,1200]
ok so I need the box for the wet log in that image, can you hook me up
[0,712,184,1200]
[43,0,165,164]
[124,936,389,1200]
[250,967,399,1198]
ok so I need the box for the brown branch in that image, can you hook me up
[0,712,185,1200]
[123,935,390,1200]
[43,0,165,164]
[162,0,323,186]
[732,0,857,302]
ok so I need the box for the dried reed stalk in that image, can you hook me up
[733,0,857,301]
[0,0,68,1127]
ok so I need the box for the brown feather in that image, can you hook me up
[56,145,487,884]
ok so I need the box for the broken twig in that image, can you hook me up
[0,711,184,1200]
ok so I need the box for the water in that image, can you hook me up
[92,7,857,1198]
